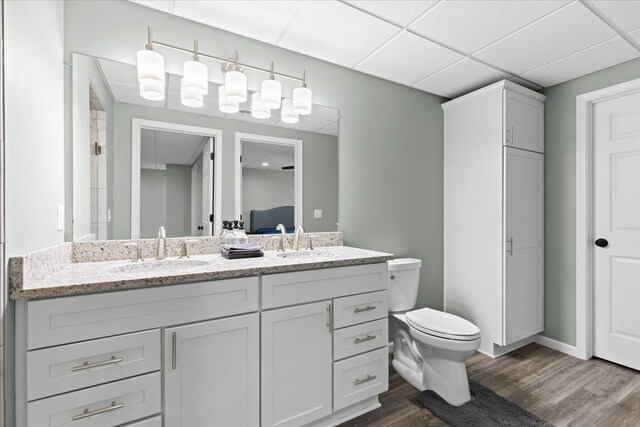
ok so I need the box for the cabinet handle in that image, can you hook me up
[506,237,513,256]
[72,401,124,421]
[172,332,177,370]
[71,356,123,372]
[354,335,376,344]
[354,305,376,313]
[354,374,377,385]
[327,303,333,332]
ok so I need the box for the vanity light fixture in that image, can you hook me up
[136,27,165,88]
[224,52,247,103]
[182,40,208,96]
[137,26,311,119]
[261,61,282,110]
[251,92,270,119]
[140,82,165,101]
[218,85,239,114]
[281,98,299,124]
[181,78,203,108]
[292,70,312,115]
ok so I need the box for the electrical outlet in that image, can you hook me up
[57,205,65,231]
[314,209,323,219]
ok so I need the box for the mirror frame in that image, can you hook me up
[131,118,223,238]
[234,132,303,231]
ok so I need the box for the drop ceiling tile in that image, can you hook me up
[410,0,569,54]
[474,1,618,75]
[345,1,437,26]
[318,122,339,136]
[308,104,340,123]
[521,37,640,87]
[507,76,542,92]
[630,27,640,45]
[585,0,640,32]
[130,0,171,12]
[355,31,464,85]
[172,1,303,44]
[412,58,509,98]
[277,1,400,68]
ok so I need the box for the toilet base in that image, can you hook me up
[420,356,471,406]
[391,358,425,392]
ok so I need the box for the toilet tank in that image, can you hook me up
[387,258,422,312]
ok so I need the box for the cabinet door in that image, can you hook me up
[503,147,544,345]
[504,90,544,153]
[261,301,332,427]
[164,313,259,427]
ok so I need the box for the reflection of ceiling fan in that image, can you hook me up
[282,166,294,170]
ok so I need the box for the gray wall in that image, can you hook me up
[111,101,338,238]
[243,168,295,232]
[166,165,192,238]
[140,169,167,239]
[543,57,640,346]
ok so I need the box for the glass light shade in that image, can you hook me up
[251,92,270,119]
[281,98,299,124]
[136,49,165,87]
[218,85,239,113]
[181,79,203,108]
[261,79,282,110]
[224,69,247,103]
[140,83,164,101]
[183,60,208,96]
[292,86,312,115]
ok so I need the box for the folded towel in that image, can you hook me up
[221,243,264,259]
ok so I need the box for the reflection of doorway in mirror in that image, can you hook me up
[89,86,108,240]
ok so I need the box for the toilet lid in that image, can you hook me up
[406,308,480,341]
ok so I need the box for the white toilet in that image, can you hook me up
[388,258,480,406]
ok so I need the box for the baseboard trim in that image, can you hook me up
[533,335,585,359]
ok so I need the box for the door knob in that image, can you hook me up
[197,226,204,231]
[595,238,608,248]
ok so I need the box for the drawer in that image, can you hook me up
[27,329,160,401]
[333,348,389,411]
[333,319,388,361]
[262,263,387,309]
[27,277,259,349]
[333,291,388,329]
[121,415,162,426]
[27,372,161,427]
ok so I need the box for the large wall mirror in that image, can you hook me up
[70,53,339,241]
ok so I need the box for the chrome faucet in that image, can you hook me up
[292,225,305,251]
[156,226,167,260]
[274,224,287,252]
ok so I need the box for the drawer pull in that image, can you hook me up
[354,374,377,385]
[71,356,123,372]
[354,334,376,344]
[354,305,376,313]
[72,401,124,421]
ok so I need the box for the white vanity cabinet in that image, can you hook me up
[261,301,333,427]
[16,262,390,427]
[443,80,545,357]
[164,313,260,427]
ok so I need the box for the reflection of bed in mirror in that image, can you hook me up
[249,206,294,234]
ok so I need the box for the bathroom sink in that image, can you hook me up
[110,259,208,273]
[276,250,334,259]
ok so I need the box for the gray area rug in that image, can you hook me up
[418,381,554,427]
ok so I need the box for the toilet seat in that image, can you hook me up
[406,308,480,341]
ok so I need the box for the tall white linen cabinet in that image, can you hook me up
[443,80,545,357]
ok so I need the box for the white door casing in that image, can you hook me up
[593,91,640,371]
[503,147,544,345]
[164,313,260,426]
[202,138,213,236]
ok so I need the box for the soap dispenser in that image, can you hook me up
[238,220,248,244]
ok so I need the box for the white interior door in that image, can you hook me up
[594,91,640,371]
[202,138,213,236]
[503,147,544,345]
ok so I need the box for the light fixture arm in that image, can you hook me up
[301,69,307,88]
[146,26,305,83]
[146,25,154,51]
[193,39,199,61]
[269,61,275,80]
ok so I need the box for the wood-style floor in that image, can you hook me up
[339,343,640,427]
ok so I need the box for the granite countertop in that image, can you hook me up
[11,246,393,300]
